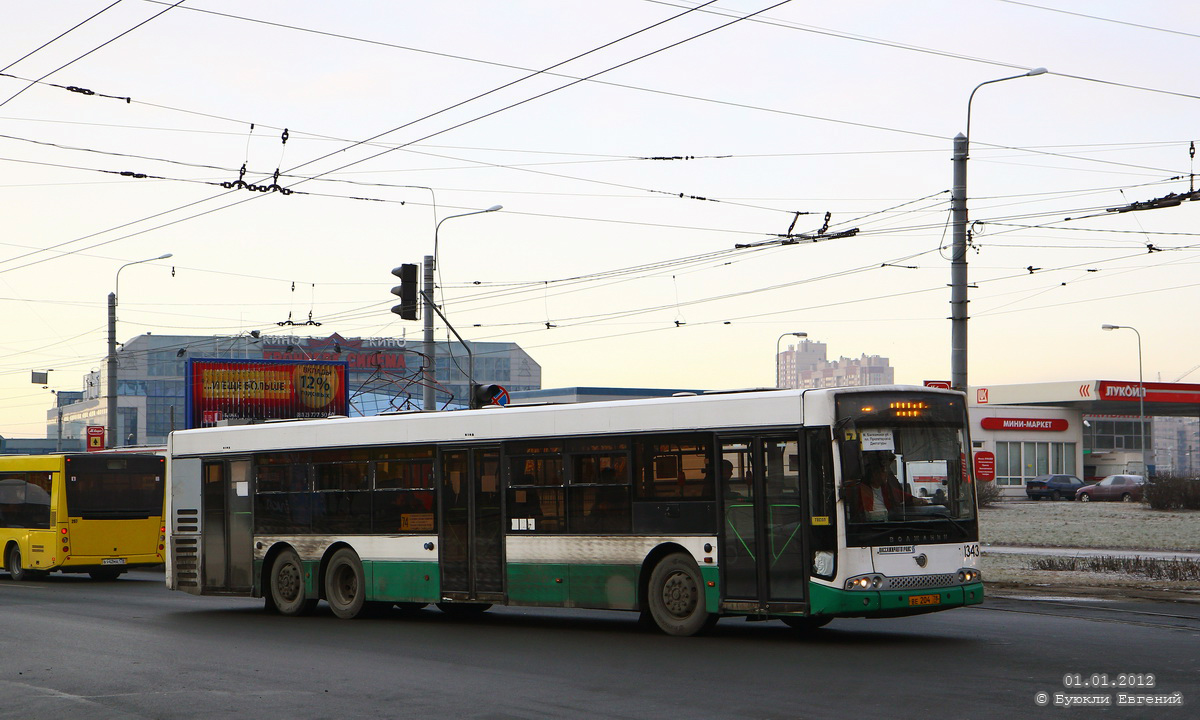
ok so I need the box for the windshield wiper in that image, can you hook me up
[921,511,969,536]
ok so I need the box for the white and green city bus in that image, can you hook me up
[165,385,982,635]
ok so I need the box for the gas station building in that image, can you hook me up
[968,380,1200,496]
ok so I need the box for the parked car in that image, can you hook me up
[1075,474,1146,502]
[1025,474,1086,500]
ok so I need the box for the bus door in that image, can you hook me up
[719,435,809,612]
[201,459,253,592]
[438,447,504,603]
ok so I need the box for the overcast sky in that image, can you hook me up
[2,1,1198,438]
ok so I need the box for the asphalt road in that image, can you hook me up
[1,571,1196,719]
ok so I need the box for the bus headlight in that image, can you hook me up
[813,551,835,578]
[958,568,981,583]
[844,574,884,591]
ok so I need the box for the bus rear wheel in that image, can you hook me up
[325,548,368,619]
[6,546,32,582]
[647,552,711,637]
[269,549,316,616]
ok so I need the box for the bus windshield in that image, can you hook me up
[64,455,165,520]
[836,392,977,545]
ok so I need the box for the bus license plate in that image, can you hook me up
[101,558,127,566]
[908,594,940,606]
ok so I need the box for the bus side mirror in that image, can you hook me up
[839,439,862,482]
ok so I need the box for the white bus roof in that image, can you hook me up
[168,385,959,457]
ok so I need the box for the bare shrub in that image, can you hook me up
[1029,555,1200,581]
[976,480,1003,508]
[1144,473,1200,511]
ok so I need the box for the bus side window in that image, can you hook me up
[565,438,631,533]
[633,434,714,501]
[0,474,25,528]
[806,427,837,578]
[0,473,51,530]
[27,473,52,529]
[505,442,564,533]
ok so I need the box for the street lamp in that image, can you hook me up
[1102,324,1150,474]
[424,205,503,410]
[776,331,807,389]
[950,67,1047,392]
[108,253,172,448]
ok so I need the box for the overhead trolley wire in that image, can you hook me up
[0,1,188,110]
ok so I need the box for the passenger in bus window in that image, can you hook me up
[851,453,926,521]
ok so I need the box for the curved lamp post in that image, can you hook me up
[776,331,807,389]
[108,253,172,447]
[950,68,1047,392]
[1102,324,1149,474]
[424,205,503,410]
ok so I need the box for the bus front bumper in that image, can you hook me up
[808,580,984,618]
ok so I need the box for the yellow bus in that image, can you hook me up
[1,453,166,581]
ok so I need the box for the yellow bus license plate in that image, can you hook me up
[908,594,940,606]
[101,558,127,566]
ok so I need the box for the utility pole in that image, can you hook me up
[950,133,968,392]
[107,291,117,448]
[422,254,436,411]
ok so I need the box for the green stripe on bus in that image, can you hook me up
[701,565,720,613]
[364,560,440,603]
[507,563,640,609]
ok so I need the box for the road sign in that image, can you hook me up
[923,380,952,389]
[86,426,105,451]
[974,451,996,482]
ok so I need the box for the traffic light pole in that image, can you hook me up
[422,255,436,411]
[420,283,476,408]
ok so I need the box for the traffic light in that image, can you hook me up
[470,383,509,409]
[390,264,419,320]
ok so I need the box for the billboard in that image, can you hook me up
[186,358,349,429]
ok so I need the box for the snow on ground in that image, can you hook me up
[978,501,1200,593]
[979,501,1199,551]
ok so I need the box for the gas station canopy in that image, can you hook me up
[970,381,1200,417]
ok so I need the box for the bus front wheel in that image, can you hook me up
[647,552,711,637]
[782,616,831,633]
[269,549,316,616]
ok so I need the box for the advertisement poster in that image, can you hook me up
[186,358,349,428]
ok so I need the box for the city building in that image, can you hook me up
[50,332,541,447]
[776,338,894,389]
[969,380,1200,495]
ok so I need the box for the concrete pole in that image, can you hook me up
[422,254,436,411]
[107,291,118,448]
[950,133,969,393]
[1133,328,1149,474]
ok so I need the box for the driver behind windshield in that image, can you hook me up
[849,451,928,521]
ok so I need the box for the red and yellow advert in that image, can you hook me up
[187,359,349,428]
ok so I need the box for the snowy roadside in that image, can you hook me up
[977,501,1200,602]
